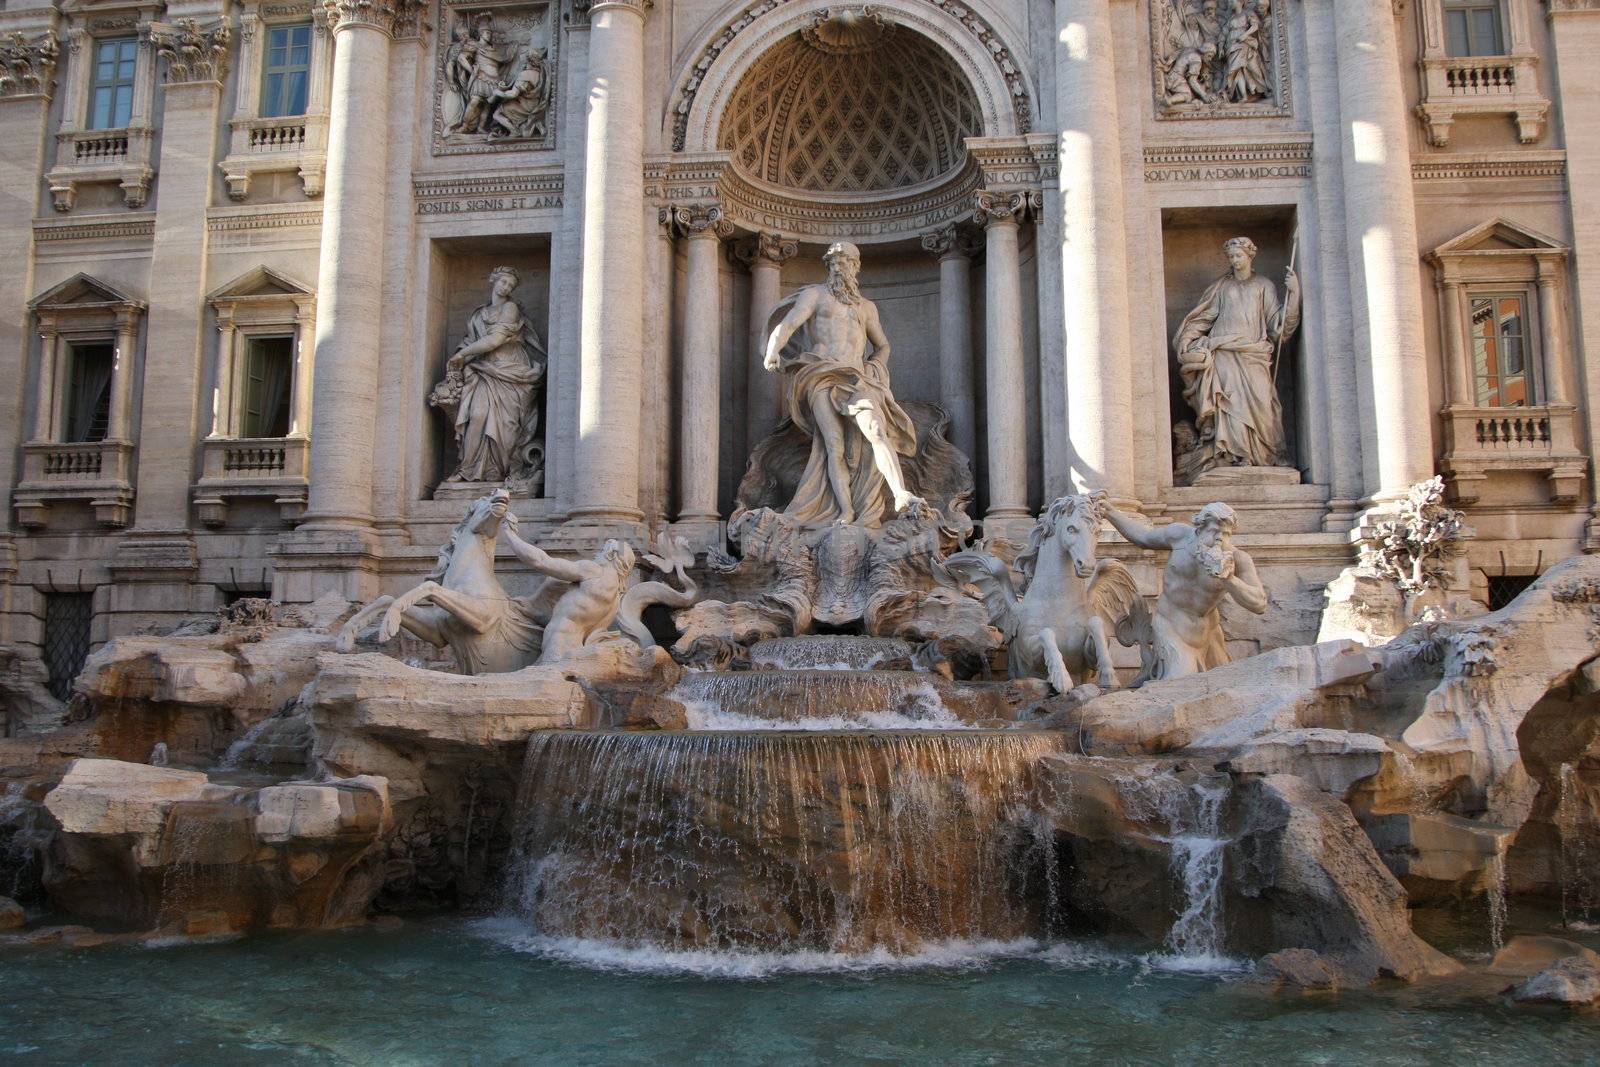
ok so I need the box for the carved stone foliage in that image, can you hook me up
[0,31,60,99]
[1360,477,1466,596]
[1152,0,1289,120]
[972,189,1037,227]
[151,18,231,86]
[435,2,556,155]
[732,231,798,268]
[718,18,980,193]
[323,0,427,37]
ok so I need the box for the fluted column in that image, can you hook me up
[921,225,978,464]
[568,0,650,531]
[674,203,732,540]
[1333,0,1434,501]
[1056,0,1135,501]
[302,0,417,529]
[734,231,797,456]
[975,191,1031,533]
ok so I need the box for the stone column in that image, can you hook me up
[974,190,1032,535]
[300,0,415,531]
[109,309,140,442]
[1435,275,1470,408]
[29,327,59,443]
[290,301,316,437]
[0,28,56,532]
[567,0,651,536]
[129,24,227,529]
[674,203,732,545]
[920,225,978,464]
[1333,0,1435,502]
[734,231,797,456]
[1546,2,1600,547]
[1535,261,1571,407]
[1055,0,1136,502]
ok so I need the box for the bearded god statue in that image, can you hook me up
[762,242,926,528]
[1173,236,1300,480]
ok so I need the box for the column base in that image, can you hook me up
[982,510,1036,544]
[269,523,383,605]
[550,513,649,555]
[668,517,726,554]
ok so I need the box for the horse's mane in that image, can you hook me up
[1014,493,1107,586]
[1014,497,1071,586]
[425,500,488,581]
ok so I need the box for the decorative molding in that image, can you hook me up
[0,30,60,100]
[1152,0,1291,121]
[151,18,231,85]
[1142,138,1313,182]
[1546,0,1600,14]
[33,215,157,242]
[671,0,1031,153]
[206,207,325,232]
[411,169,563,213]
[1410,151,1566,181]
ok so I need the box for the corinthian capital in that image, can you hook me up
[0,31,60,100]
[151,18,231,86]
[574,0,653,22]
[733,231,798,267]
[323,0,427,38]
[671,203,733,239]
[920,224,980,260]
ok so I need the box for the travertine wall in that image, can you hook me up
[0,0,1595,658]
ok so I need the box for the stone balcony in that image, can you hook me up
[191,436,310,526]
[1440,404,1586,505]
[45,127,156,211]
[220,114,327,200]
[1416,54,1548,147]
[14,439,136,528]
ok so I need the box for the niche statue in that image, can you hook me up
[429,266,547,493]
[1173,236,1299,479]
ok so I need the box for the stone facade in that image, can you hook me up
[2,0,1597,685]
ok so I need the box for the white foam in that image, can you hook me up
[1139,951,1253,976]
[681,702,977,731]
[473,922,1045,978]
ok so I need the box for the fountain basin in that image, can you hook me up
[669,669,1016,729]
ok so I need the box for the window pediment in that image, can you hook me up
[29,272,143,312]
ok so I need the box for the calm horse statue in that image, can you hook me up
[947,492,1144,692]
[337,489,545,674]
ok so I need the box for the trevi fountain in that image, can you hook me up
[3,0,1600,1062]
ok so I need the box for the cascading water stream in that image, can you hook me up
[670,670,988,730]
[501,730,1067,957]
[1160,777,1233,969]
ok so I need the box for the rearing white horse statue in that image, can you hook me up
[947,492,1144,692]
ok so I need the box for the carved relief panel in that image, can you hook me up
[1150,0,1290,120]
[432,0,557,155]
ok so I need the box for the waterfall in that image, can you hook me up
[502,730,1067,955]
[1160,776,1232,967]
[749,636,914,671]
[1556,762,1595,928]
[670,670,995,730]
[218,717,277,770]
[1485,850,1508,951]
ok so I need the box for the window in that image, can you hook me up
[1487,573,1538,611]
[1469,291,1533,407]
[260,23,312,118]
[1444,1,1505,57]
[240,335,294,438]
[43,593,93,702]
[88,37,138,129]
[64,342,114,443]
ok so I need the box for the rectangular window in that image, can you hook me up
[1469,291,1534,407]
[240,335,294,438]
[260,23,312,118]
[88,37,138,129]
[64,342,114,443]
[1445,1,1506,58]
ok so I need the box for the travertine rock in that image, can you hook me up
[1255,948,1343,991]
[1226,775,1460,982]
[1489,935,1600,978]
[1508,956,1600,1006]
[0,895,23,929]
[0,646,66,735]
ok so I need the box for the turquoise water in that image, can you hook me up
[3,918,1598,1066]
